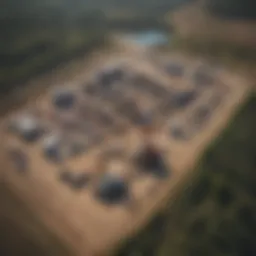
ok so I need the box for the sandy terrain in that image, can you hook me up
[0,43,252,256]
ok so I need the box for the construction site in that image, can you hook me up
[1,40,254,255]
[1,0,256,254]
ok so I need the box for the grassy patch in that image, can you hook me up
[158,94,256,256]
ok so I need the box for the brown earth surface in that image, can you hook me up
[0,43,253,256]
[170,2,256,48]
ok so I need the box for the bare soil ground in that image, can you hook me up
[170,3,256,49]
[0,42,252,256]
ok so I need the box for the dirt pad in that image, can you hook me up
[0,45,251,256]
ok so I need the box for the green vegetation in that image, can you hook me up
[206,0,256,19]
[0,2,109,97]
[1,0,254,96]
[0,0,186,97]
[116,213,169,256]
[159,94,256,256]
[117,95,256,256]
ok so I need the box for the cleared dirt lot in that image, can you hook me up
[0,43,252,256]
[170,3,256,48]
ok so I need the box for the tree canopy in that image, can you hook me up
[207,0,256,19]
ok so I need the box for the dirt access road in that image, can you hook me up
[1,42,252,256]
